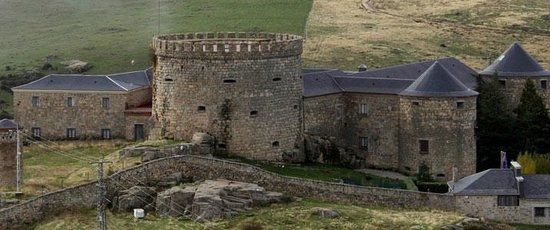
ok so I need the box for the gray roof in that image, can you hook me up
[399,62,479,97]
[450,169,519,196]
[303,58,478,98]
[480,42,550,77]
[0,119,17,130]
[12,69,152,92]
[522,175,550,199]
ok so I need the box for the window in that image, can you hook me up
[497,196,519,206]
[66,128,76,139]
[272,77,282,82]
[360,104,369,115]
[223,79,236,84]
[293,105,298,110]
[498,79,506,88]
[67,97,75,107]
[101,129,111,139]
[412,101,420,106]
[272,141,280,147]
[456,101,465,109]
[164,78,173,82]
[249,111,258,117]
[197,106,206,112]
[102,98,110,108]
[436,173,446,178]
[31,96,40,107]
[32,127,41,138]
[419,140,429,154]
[541,80,547,89]
[535,207,546,217]
[360,137,368,150]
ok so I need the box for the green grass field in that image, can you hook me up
[0,0,313,76]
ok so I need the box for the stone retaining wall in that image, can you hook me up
[0,152,455,229]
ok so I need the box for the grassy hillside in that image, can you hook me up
[303,0,549,71]
[35,200,465,229]
[0,0,313,76]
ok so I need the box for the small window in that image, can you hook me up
[456,101,465,109]
[498,79,506,88]
[101,129,111,139]
[250,111,258,117]
[360,104,369,115]
[218,143,227,149]
[498,196,519,206]
[32,127,41,138]
[197,106,206,112]
[404,167,412,171]
[436,173,446,178]
[165,78,173,82]
[67,97,75,107]
[419,140,429,154]
[535,207,546,217]
[272,77,282,82]
[412,101,420,106]
[293,105,298,110]
[272,141,280,147]
[223,79,236,84]
[541,80,547,89]
[31,96,40,107]
[360,137,368,150]
[102,97,110,108]
[67,128,77,139]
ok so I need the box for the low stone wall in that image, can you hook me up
[0,153,456,229]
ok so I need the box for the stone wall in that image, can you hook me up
[482,76,550,111]
[0,153,456,229]
[456,196,550,225]
[151,32,303,161]
[398,96,477,181]
[13,88,152,140]
[0,132,16,187]
[303,94,344,139]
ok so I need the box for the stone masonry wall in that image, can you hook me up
[455,196,550,225]
[13,90,128,139]
[482,76,550,111]
[0,132,16,187]
[151,32,303,161]
[0,153,455,229]
[304,94,344,139]
[398,96,477,181]
[125,87,152,108]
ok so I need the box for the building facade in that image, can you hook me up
[150,32,303,161]
[0,119,17,188]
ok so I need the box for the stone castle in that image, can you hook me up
[11,33,550,181]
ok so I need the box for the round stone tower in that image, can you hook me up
[398,62,478,181]
[151,32,303,160]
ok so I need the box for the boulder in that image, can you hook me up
[141,149,163,162]
[119,146,157,159]
[311,207,340,218]
[115,186,156,212]
[62,60,91,73]
[156,186,197,217]
[192,133,214,146]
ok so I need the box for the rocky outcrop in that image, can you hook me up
[154,180,285,222]
[114,186,157,212]
[303,134,365,168]
[62,60,91,73]
[311,207,340,218]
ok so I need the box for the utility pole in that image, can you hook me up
[91,159,112,230]
[16,123,22,194]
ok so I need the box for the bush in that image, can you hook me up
[517,153,550,174]
[242,221,263,230]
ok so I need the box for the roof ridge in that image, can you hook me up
[105,76,129,91]
[331,76,345,92]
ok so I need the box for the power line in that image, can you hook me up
[91,158,112,230]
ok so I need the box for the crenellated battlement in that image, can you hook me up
[0,131,16,143]
[153,32,303,60]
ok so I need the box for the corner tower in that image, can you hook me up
[479,42,550,110]
[398,62,478,181]
[151,32,303,160]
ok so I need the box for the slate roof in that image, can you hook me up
[303,58,478,98]
[480,42,550,77]
[399,62,479,97]
[0,119,17,130]
[450,169,519,196]
[522,175,550,199]
[12,69,152,92]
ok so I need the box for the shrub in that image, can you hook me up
[242,221,263,230]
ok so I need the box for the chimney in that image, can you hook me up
[358,64,367,72]
[510,161,524,195]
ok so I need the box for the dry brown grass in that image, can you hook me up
[303,0,549,71]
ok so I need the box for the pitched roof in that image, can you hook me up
[12,69,152,92]
[303,58,478,98]
[450,169,519,196]
[522,175,550,199]
[399,62,479,97]
[0,119,17,130]
[480,42,550,77]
